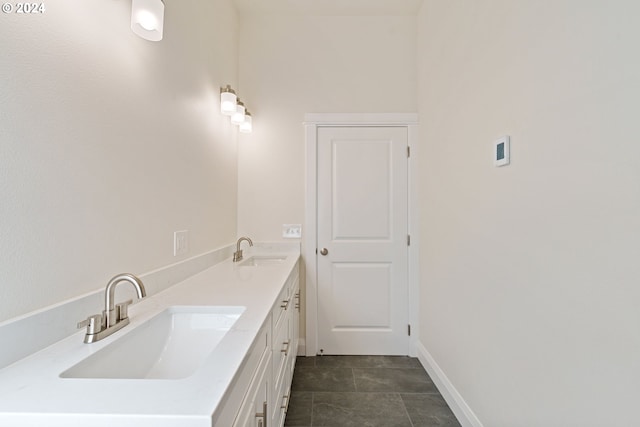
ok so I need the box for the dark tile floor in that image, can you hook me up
[284,355,461,427]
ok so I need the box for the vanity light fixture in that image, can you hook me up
[230,100,246,125]
[219,85,253,133]
[131,0,165,42]
[220,85,237,116]
[239,111,252,133]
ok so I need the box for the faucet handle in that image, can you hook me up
[116,299,133,321]
[77,314,103,335]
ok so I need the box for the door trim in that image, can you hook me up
[303,113,419,357]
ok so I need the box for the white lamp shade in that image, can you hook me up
[231,102,246,125]
[131,0,164,42]
[239,113,252,133]
[220,91,237,116]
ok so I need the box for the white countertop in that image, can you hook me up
[0,247,300,427]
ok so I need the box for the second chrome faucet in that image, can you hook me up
[233,236,253,262]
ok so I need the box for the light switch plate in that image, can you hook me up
[494,136,510,167]
[282,224,302,239]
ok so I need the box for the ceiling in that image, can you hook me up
[233,0,424,16]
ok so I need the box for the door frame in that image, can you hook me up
[303,113,419,357]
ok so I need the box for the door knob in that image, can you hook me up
[320,248,329,256]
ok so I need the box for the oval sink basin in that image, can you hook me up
[60,305,245,380]
[240,256,287,267]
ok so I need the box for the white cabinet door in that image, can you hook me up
[317,126,409,355]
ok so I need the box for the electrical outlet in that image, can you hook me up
[173,230,189,256]
[282,224,302,239]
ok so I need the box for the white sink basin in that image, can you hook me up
[240,256,287,267]
[60,305,245,380]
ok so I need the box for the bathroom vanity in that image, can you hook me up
[0,246,300,427]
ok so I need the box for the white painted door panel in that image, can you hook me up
[317,126,408,355]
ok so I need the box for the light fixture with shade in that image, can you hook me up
[131,0,165,42]
[230,100,246,125]
[239,111,252,133]
[220,85,237,116]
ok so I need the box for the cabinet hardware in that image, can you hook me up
[281,394,290,410]
[255,401,267,427]
[281,340,290,355]
[280,299,290,310]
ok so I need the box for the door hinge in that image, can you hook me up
[408,324,411,336]
[407,146,411,158]
[407,235,411,246]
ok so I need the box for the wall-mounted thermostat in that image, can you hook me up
[494,136,510,167]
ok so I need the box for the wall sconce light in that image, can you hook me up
[220,85,237,116]
[131,0,165,41]
[239,111,252,133]
[220,85,252,133]
[230,100,246,125]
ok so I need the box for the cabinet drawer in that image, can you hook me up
[272,310,290,387]
[272,283,290,333]
[272,263,299,332]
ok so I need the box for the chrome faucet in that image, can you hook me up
[78,273,147,343]
[233,236,253,262]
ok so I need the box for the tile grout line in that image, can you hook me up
[352,367,358,392]
[310,391,314,427]
[399,393,417,427]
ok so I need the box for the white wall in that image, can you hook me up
[417,1,640,425]
[0,0,239,323]
[237,14,418,343]
[237,14,417,241]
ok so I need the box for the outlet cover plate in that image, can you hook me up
[174,230,189,256]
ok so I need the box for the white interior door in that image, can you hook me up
[317,126,409,355]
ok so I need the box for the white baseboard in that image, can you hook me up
[297,338,306,356]
[415,340,484,427]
